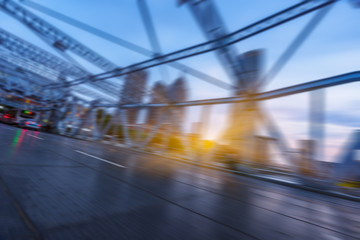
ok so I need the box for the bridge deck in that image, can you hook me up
[0,123,359,240]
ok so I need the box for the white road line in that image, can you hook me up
[74,150,126,168]
[27,134,44,140]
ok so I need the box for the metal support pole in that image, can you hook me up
[90,107,99,140]
[172,107,192,157]
[137,0,170,81]
[200,105,211,138]
[198,105,212,162]
[120,109,132,147]
[309,89,325,161]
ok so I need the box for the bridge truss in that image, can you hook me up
[0,0,359,180]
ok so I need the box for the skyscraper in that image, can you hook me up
[167,77,188,133]
[146,80,167,126]
[120,70,148,124]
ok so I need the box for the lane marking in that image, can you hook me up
[74,150,126,168]
[27,134,44,140]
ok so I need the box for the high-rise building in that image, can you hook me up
[223,50,264,157]
[146,81,167,126]
[166,77,188,133]
[167,77,187,103]
[120,70,148,124]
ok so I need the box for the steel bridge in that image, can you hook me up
[0,0,360,239]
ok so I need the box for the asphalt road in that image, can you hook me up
[0,123,359,240]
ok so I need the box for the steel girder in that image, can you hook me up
[20,0,233,90]
[0,0,117,71]
[0,56,52,86]
[93,71,360,108]
[0,50,116,102]
[0,28,119,100]
[0,0,121,97]
[0,48,59,81]
[0,57,64,100]
[178,0,246,92]
[0,54,115,106]
[0,28,86,77]
[43,0,336,90]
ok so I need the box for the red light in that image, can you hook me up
[37,124,41,127]
[25,121,29,124]
[4,115,9,119]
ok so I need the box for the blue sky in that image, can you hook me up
[1,0,360,162]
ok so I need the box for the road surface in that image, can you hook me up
[0,123,359,240]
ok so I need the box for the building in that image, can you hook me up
[146,80,167,126]
[120,70,148,124]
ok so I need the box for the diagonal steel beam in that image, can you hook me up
[43,0,336,90]
[91,71,360,108]
[0,0,121,97]
[20,0,233,90]
[260,3,334,87]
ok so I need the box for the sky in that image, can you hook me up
[1,0,360,163]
